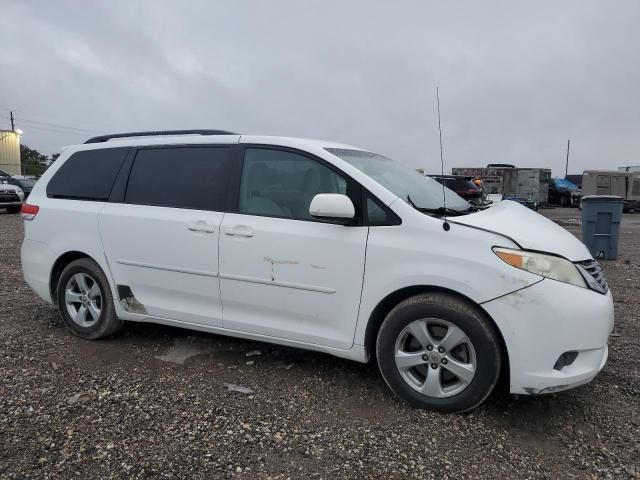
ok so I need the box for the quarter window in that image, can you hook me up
[366,195,401,226]
[239,148,348,220]
[367,197,388,225]
[46,148,129,200]
[125,147,232,211]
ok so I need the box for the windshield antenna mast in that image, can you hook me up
[436,86,450,231]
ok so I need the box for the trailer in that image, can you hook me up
[451,166,551,206]
[582,170,640,211]
[618,165,640,173]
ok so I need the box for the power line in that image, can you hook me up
[18,118,102,134]
[9,109,116,132]
[14,123,92,137]
[16,117,105,135]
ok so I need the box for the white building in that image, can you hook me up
[0,130,21,175]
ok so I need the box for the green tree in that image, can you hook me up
[20,145,55,176]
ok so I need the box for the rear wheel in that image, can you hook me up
[376,293,502,412]
[56,258,123,339]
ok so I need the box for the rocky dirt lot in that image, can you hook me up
[0,208,638,479]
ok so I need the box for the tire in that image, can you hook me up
[6,205,20,214]
[376,293,502,412]
[56,258,123,339]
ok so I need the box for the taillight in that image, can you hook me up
[21,203,39,221]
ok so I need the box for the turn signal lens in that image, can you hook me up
[494,250,524,268]
[20,203,39,221]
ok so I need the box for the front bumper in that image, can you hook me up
[482,278,613,395]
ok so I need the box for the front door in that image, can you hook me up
[99,145,234,326]
[219,147,368,349]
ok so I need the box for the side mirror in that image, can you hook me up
[309,194,355,223]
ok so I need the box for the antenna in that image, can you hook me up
[565,139,570,177]
[436,87,450,231]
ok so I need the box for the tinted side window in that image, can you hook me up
[366,195,401,226]
[125,147,231,211]
[367,197,388,225]
[239,148,347,220]
[47,148,129,200]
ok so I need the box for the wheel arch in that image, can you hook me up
[363,285,509,381]
[49,251,93,304]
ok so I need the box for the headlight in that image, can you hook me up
[493,247,587,289]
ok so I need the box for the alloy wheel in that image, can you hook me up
[394,318,477,398]
[64,272,102,327]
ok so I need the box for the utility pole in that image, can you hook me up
[10,110,15,131]
[565,139,570,178]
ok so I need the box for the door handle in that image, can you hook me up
[223,226,254,237]
[188,223,216,233]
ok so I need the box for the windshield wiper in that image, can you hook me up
[407,195,476,216]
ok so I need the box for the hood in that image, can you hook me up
[452,200,592,261]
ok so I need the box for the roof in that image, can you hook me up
[65,133,364,154]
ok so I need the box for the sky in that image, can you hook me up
[1,1,639,176]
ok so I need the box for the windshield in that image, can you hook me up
[326,148,470,211]
[554,178,578,190]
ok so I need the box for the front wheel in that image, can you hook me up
[376,293,502,412]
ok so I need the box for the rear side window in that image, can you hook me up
[125,146,232,211]
[47,148,129,200]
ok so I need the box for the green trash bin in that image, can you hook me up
[581,195,624,260]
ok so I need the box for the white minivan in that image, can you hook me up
[20,130,613,412]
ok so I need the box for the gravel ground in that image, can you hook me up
[0,208,638,479]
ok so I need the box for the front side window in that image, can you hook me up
[326,148,470,211]
[239,148,347,220]
[47,148,129,200]
[125,146,231,211]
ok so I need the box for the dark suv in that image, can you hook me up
[549,178,581,207]
[429,175,483,202]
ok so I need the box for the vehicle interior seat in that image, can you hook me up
[299,166,336,218]
[241,162,290,217]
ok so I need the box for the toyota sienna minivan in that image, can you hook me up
[20,130,614,412]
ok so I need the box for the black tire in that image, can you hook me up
[56,258,123,339]
[376,293,502,413]
[6,205,20,214]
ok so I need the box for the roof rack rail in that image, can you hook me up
[84,129,237,144]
